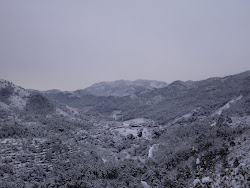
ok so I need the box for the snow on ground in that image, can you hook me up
[123,118,147,125]
[209,128,250,187]
[9,95,27,110]
[113,127,138,137]
[202,177,212,183]
[65,105,79,115]
[193,179,201,187]
[23,121,43,127]
[0,137,52,176]
[210,122,217,127]
[141,181,150,188]
[228,129,250,167]
[148,144,159,160]
[123,122,130,127]
[0,79,30,110]
[0,101,10,110]
[111,118,155,138]
[142,128,151,140]
[212,95,243,116]
[129,156,146,163]
[102,158,108,163]
[111,110,122,120]
[112,126,152,140]
[0,79,30,97]
[196,158,201,165]
[123,118,155,127]
[192,177,213,187]
[170,108,201,125]
[0,138,19,145]
[213,103,230,116]
[56,108,68,116]
[12,85,30,98]
[230,116,250,127]
[231,95,243,103]
[182,112,192,118]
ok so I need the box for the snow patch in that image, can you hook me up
[142,128,151,140]
[65,105,79,115]
[193,179,201,187]
[123,122,130,127]
[56,108,68,116]
[111,110,122,120]
[148,144,159,159]
[141,181,150,188]
[202,177,212,183]
[212,95,243,116]
[170,108,201,124]
[210,122,217,127]
[183,112,192,118]
[102,158,108,163]
[124,118,147,125]
[114,127,138,137]
[196,158,201,165]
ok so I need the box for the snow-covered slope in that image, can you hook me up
[212,95,243,116]
[0,71,249,187]
[0,79,79,120]
[0,79,30,110]
[74,79,168,97]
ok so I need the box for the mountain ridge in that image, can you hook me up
[45,70,250,124]
[74,79,168,97]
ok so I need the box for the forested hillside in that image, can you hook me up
[0,71,249,187]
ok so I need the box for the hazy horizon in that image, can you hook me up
[1,1,250,90]
[1,70,249,92]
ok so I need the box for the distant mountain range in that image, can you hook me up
[28,89,62,95]
[2,71,249,125]
[42,71,250,124]
[30,79,168,97]
[74,79,168,97]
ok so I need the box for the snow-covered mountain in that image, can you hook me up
[47,71,250,125]
[0,79,78,122]
[28,89,62,95]
[74,79,168,97]
[43,89,62,94]
[0,71,249,187]
[0,79,30,111]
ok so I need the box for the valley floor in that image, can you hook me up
[0,115,249,188]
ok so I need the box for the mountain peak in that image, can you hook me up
[75,79,168,97]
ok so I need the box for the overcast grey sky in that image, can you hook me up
[0,0,249,91]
